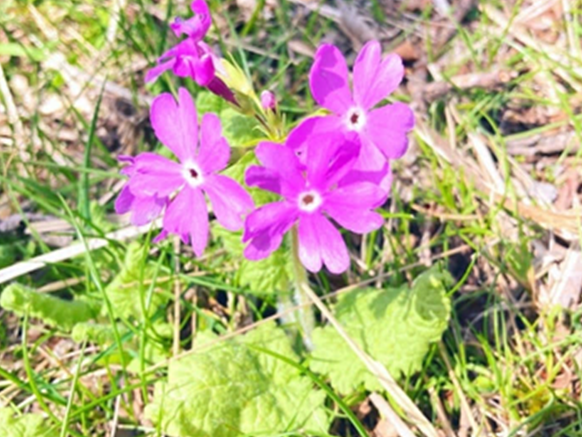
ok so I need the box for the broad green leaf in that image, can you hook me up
[0,284,99,331]
[213,226,291,297]
[310,266,452,394]
[145,323,329,437]
[0,408,58,437]
[71,322,125,345]
[221,108,262,148]
[196,91,227,116]
[104,243,171,320]
[195,91,263,148]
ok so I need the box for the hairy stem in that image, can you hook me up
[290,225,315,350]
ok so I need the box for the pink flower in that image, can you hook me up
[294,40,414,190]
[118,88,254,256]
[114,156,167,226]
[145,0,236,104]
[145,38,216,86]
[243,134,385,274]
[170,0,211,40]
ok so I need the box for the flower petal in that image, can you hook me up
[114,185,134,215]
[309,44,353,114]
[363,102,414,159]
[325,183,386,233]
[353,41,404,110]
[327,182,386,208]
[197,113,229,173]
[298,214,322,273]
[145,59,175,83]
[254,141,304,193]
[162,186,209,256]
[328,207,383,234]
[312,214,350,274]
[130,195,166,227]
[170,0,211,40]
[150,87,198,163]
[340,156,393,197]
[305,132,359,190]
[287,115,344,165]
[243,202,298,260]
[245,166,284,196]
[204,174,253,231]
[127,153,184,197]
[192,53,215,86]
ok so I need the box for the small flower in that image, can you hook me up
[243,134,385,274]
[120,88,254,256]
[293,41,414,190]
[145,0,236,104]
[145,38,215,86]
[114,156,167,226]
[170,0,211,40]
[260,90,276,110]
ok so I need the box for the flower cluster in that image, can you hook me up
[116,0,414,274]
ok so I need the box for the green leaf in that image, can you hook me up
[221,108,262,148]
[310,266,452,394]
[71,322,125,345]
[145,323,329,437]
[0,284,99,331]
[0,43,46,61]
[196,91,263,148]
[104,243,171,320]
[0,408,58,437]
[196,91,228,116]
[213,226,291,297]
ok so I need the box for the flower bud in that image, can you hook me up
[260,90,276,110]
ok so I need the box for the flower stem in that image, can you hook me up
[290,225,315,350]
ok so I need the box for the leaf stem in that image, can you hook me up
[289,231,439,437]
[290,225,315,350]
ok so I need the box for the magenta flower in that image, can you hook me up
[119,88,253,256]
[243,134,385,274]
[145,38,215,86]
[170,0,211,40]
[145,0,235,103]
[292,40,414,190]
[114,156,167,226]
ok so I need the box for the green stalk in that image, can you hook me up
[290,225,315,350]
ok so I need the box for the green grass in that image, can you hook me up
[1,0,582,435]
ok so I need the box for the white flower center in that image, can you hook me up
[345,107,366,132]
[298,190,322,212]
[182,162,205,187]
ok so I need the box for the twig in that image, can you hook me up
[0,219,162,285]
[0,62,28,174]
[301,283,438,437]
[422,69,518,102]
[369,392,417,437]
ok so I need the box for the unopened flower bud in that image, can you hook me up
[260,90,276,110]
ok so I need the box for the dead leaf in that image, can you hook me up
[337,0,377,49]
[393,40,420,63]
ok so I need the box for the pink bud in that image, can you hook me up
[260,90,276,110]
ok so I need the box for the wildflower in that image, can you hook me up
[170,0,211,40]
[243,134,385,274]
[114,156,167,226]
[119,88,254,256]
[294,40,414,189]
[145,1,236,104]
